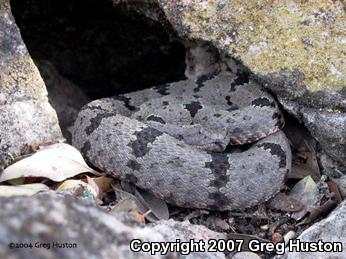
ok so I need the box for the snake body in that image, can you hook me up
[72,75,291,210]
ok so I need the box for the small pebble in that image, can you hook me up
[260,224,269,231]
[227,217,235,226]
[271,232,283,243]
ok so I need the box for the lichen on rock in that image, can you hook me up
[0,0,62,169]
[159,0,345,93]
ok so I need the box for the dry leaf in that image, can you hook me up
[57,179,87,190]
[111,185,169,222]
[7,178,25,185]
[112,196,141,213]
[333,175,346,199]
[290,176,319,220]
[0,143,98,183]
[112,187,143,213]
[298,198,337,225]
[327,180,343,204]
[135,188,169,222]
[87,176,113,197]
[268,192,304,212]
[93,176,113,192]
[0,183,49,197]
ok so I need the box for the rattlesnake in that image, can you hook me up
[72,75,291,210]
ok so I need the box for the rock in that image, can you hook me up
[157,0,345,93]
[152,219,227,243]
[114,0,167,25]
[0,192,226,259]
[281,99,346,176]
[0,0,62,170]
[334,175,346,198]
[276,200,346,259]
[36,60,90,142]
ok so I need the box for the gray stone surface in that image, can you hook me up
[36,60,90,142]
[0,0,62,169]
[0,193,225,259]
[156,0,345,93]
[277,200,346,259]
[281,99,346,176]
[334,175,346,198]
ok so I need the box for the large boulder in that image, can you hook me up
[157,0,345,94]
[277,200,346,259]
[0,0,62,170]
[0,193,226,259]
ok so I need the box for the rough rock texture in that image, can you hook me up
[152,220,226,252]
[335,175,346,198]
[37,60,90,142]
[0,193,225,259]
[281,99,346,176]
[277,200,346,259]
[0,0,62,169]
[130,0,346,173]
[158,0,345,93]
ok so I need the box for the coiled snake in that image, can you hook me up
[72,75,291,210]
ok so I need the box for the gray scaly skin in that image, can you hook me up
[72,75,291,210]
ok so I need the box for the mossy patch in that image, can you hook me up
[163,0,345,92]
